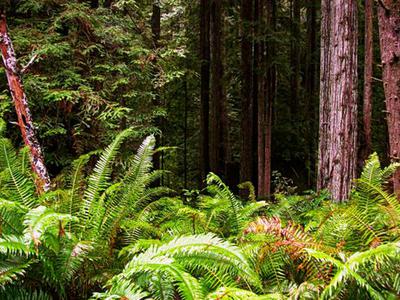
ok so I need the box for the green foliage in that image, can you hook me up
[97,233,260,300]
[1,125,400,300]
[0,129,169,298]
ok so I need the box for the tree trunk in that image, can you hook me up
[317,0,358,202]
[253,0,259,192]
[362,0,374,161]
[265,0,276,197]
[305,0,318,186]
[256,0,275,197]
[256,0,266,196]
[290,0,301,118]
[377,0,400,196]
[240,0,254,185]
[183,73,188,189]
[210,0,229,177]
[0,13,51,192]
[151,1,162,178]
[200,0,211,183]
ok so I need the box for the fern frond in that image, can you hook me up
[67,151,97,218]
[56,241,93,282]
[123,254,203,300]
[305,243,400,300]
[0,286,52,300]
[80,128,134,226]
[123,135,155,186]
[0,138,36,207]
[91,279,148,300]
[0,235,30,255]
[206,173,241,232]
[23,206,78,248]
[0,259,32,287]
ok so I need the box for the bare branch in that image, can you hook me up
[372,77,383,82]
[21,54,38,74]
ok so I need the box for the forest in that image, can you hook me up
[0,0,400,299]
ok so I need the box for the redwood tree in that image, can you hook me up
[362,0,374,160]
[377,0,400,196]
[0,13,51,192]
[317,0,358,201]
[240,0,254,185]
[209,0,229,177]
[256,0,275,197]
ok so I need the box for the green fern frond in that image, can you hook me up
[206,174,241,229]
[80,128,134,226]
[67,151,98,218]
[55,241,93,282]
[0,235,30,255]
[305,243,400,300]
[0,259,32,287]
[0,138,36,208]
[91,280,148,300]
[122,254,203,300]
[0,286,52,300]
[23,206,78,247]
[123,134,155,186]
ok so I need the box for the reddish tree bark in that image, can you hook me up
[240,0,254,185]
[200,0,211,183]
[377,0,400,196]
[256,0,275,197]
[363,0,374,160]
[256,0,266,196]
[0,13,51,192]
[317,0,358,202]
[210,0,229,177]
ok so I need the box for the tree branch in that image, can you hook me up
[21,53,38,74]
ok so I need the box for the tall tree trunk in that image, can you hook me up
[362,0,374,161]
[252,0,259,191]
[210,0,229,177]
[183,73,188,189]
[265,0,276,197]
[305,0,318,186]
[377,0,400,196]
[0,13,51,192]
[240,0,254,185]
[256,0,275,197]
[200,0,211,183]
[151,1,162,178]
[256,0,266,196]
[317,0,358,202]
[290,0,301,118]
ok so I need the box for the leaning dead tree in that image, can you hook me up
[0,12,51,192]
